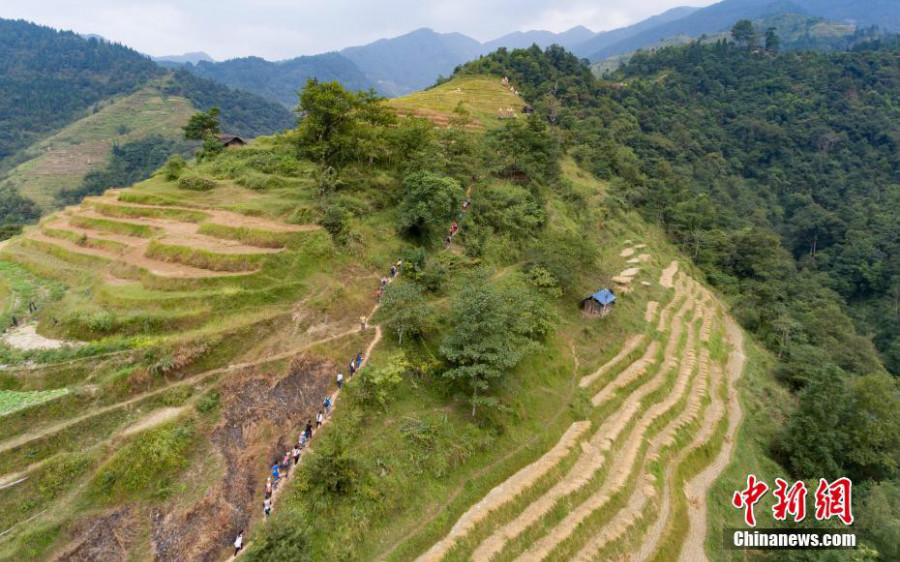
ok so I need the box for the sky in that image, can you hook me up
[1,0,718,61]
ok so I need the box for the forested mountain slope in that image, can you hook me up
[0,19,158,162]
[457,41,900,560]
[0,19,295,229]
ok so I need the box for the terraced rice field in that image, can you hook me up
[411,260,747,562]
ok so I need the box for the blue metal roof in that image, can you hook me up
[590,289,616,306]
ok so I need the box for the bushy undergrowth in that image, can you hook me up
[145,240,263,272]
[197,222,290,248]
[89,420,194,501]
[69,215,155,237]
[177,174,216,191]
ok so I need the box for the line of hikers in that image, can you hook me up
[444,198,470,248]
[374,258,403,302]
[236,259,403,557]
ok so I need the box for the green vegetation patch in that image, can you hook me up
[197,222,291,248]
[92,202,208,223]
[145,240,264,272]
[88,419,194,502]
[42,228,127,254]
[0,388,68,415]
[69,215,157,238]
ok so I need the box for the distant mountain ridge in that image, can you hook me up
[166,0,900,105]
[0,18,295,225]
[169,25,603,102]
[153,51,215,64]
[582,0,900,60]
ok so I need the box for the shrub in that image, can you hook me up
[162,155,187,181]
[353,353,410,408]
[195,391,220,414]
[177,174,216,191]
[236,171,287,191]
[287,205,315,225]
[90,421,193,500]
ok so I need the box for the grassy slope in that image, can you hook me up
[389,75,523,129]
[0,79,195,210]
[0,74,784,562]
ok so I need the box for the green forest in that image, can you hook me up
[456,31,900,559]
[0,19,158,162]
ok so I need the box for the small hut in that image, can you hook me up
[581,289,616,318]
[218,134,246,148]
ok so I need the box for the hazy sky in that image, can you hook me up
[1,0,717,60]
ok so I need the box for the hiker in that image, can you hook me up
[337,372,344,390]
[265,477,273,499]
[292,446,301,465]
[234,530,244,556]
[349,359,356,376]
[360,315,367,331]
[375,288,383,301]
[396,259,403,271]
[390,264,397,278]
[444,235,452,247]
[316,410,324,428]
[272,463,280,484]
[298,432,308,449]
[264,498,272,518]
[305,420,313,440]
[462,200,469,210]
[356,352,363,370]
[282,450,292,469]
[323,395,332,415]
[380,277,388,287]
[452,221,458,234]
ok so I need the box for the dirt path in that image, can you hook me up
[413,421,591,562]
[121,406,186,436]
[91,192,319,233]
[0,325,362,462]
[678,314,745,562]
[578,335,644,389]
[2,323,80,351]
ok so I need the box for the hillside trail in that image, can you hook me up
[376,341,582,562]
[0,323,364,464]
[466,276,696,562]
[678,313,746,562]
[222,265,396,561]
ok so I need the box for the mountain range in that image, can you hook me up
[162,0,900,104]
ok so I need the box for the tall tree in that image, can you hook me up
[182,107,220,140]
[379,282,431,345]
[731,20,757,48]
[397,171,464,242]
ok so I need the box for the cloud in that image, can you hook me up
[0,0,717,60]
